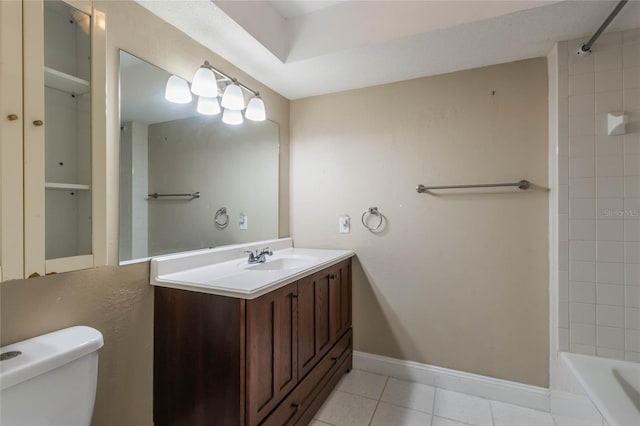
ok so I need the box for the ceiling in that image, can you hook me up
[267,0,345,18]
[136,0,640,100]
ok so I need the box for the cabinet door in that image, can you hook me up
[246,282,298,426]
[329,260,352,343]
[298,270,333,379]
[23,0,107,277]
[0,0,24,281]
[298,260,353,380]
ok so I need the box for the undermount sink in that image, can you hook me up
[241,255,317,272]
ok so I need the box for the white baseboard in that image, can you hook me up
[353,351,551,412]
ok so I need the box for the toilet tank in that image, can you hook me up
[0,326,104,426]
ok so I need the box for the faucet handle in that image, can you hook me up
[261,247,273,256]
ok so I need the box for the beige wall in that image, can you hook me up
[290,58,550,387]
[0,2,290,426]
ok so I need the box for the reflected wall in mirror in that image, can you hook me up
[118,51,279,263]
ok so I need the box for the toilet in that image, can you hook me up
[0,326,104,426]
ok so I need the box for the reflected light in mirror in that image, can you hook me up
[197,97,221,115]
[222,108,243,125]
[164,75,192,104]
[221,82,245,110]
[245,96,266,121]
[191,65,218,98]
[119,50,280,264]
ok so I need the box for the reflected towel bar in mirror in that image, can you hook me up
[148,192,200,199]
[416,180,530,193]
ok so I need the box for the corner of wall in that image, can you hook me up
[547,41,561,390]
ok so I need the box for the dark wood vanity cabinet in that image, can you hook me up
[298,260,352,379]
[246,282,299,425]
[154,258,353,426]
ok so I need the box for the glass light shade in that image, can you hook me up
[191,66,218,97]
[164,75,192,104]
[244,96,266,121]
[197,96,221,115]
[222,108,243,125]
[221,83,245,110]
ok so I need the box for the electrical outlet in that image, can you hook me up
[339,215,350,233]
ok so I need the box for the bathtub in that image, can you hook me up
[562,352,640,426]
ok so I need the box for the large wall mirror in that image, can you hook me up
[118,51,279,263]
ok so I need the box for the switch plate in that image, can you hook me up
[239,213,248,230]
[339,215,350,233]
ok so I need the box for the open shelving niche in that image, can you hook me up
[44,67,91,195]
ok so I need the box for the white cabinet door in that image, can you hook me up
[0,0,25,281]
[22,0,107,278]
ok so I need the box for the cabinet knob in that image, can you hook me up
[331,356,339,362]
[329,274,336,280]
[7,114,18,121]
[33,120,44,126]
[291,293,298,298]
[290,403,300,411]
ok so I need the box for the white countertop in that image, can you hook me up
[150,239,353,299]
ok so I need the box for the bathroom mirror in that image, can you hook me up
[118,51,279,263]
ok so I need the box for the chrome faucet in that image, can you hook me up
[245,247,273,264]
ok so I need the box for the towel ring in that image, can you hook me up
[214,207,229,228]
[361,207,383,232]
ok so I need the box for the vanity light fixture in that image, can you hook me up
[221,81,245,110]
[191,63,218,98]
[164,75,192,104]
[245,95,266,121]
[222,108,243,125]
[166,60,267,123]
[197,96,221,116]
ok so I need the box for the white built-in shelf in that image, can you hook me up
[45,182,91,191]
[44,67,90,95]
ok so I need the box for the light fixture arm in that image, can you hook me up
[201,60,259,97]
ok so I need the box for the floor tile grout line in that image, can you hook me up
[379,376,439,417]
[313,420,339,426]
[332,388,382,402]
[488,398,496,426]
[429,389,436,426]
[430,384,437,418]
[367,375,389,426]
[432,414,476,426]
[380,399,435,416]
[431,388,439,426]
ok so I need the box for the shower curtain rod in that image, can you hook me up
[577,0,628,55]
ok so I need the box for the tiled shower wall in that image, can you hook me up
[557,29,640,361]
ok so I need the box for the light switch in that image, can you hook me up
[239,213,248,230]
[339,215,350,233]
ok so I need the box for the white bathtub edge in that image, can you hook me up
[561,352,640,426]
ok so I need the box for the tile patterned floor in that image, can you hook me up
[311,370,584,426]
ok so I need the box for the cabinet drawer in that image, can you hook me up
[262,329,352,426]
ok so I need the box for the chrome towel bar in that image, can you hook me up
[148,192,200,199]
[416,180,530,193]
